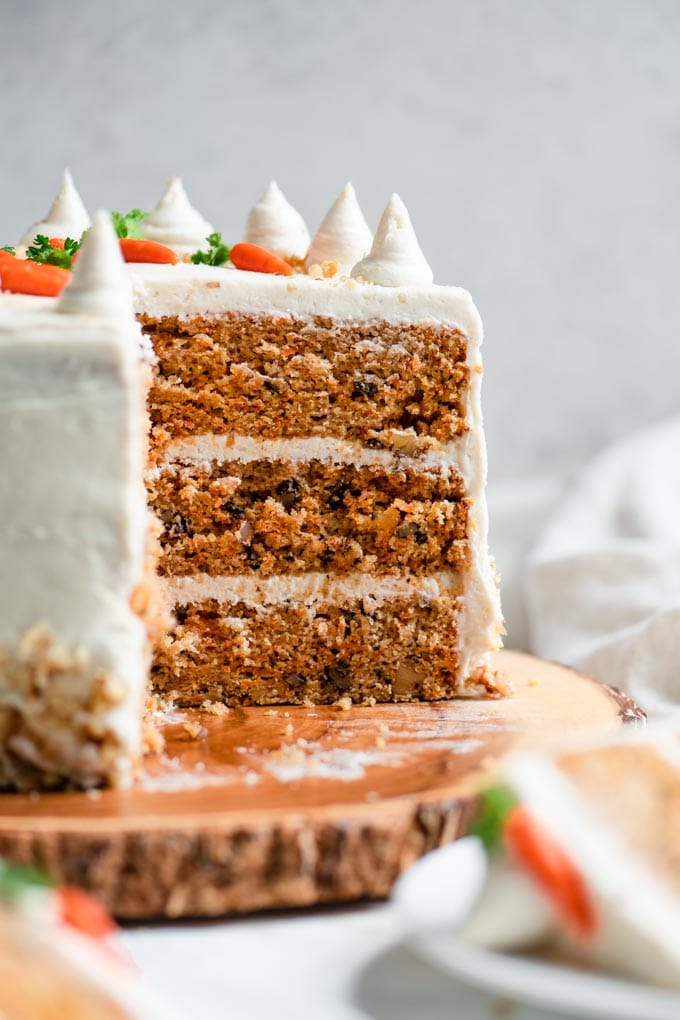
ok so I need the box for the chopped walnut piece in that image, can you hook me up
[182,721,208,741]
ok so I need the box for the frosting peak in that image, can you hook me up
[350,194,433,287]
[306,183,372,273]
[57,210,134,319]
[18,169,91,248]
[242,181,310,262]
[142,176,214,256]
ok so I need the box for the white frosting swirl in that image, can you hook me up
[351,193,433,287]
[306,183,373,272]
[57,210,135,320]
[18,169,91,248]
[242,181,310,260]
[141,176,214,256]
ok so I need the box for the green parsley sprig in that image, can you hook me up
[191,232,231,267]
[468,785,518,853]
[0,860,51,902]
[111,209,147,239]
[25,234,81,270]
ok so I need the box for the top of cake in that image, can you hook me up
[2,172,473,313]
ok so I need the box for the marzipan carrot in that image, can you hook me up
[0,258,71,297]
[230,242,294,276]
[48,237,66,249]
[119,238,179,264]
[504,805,598,941]
[59,886,118,940]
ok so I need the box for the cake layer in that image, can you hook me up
[152,579,502,706]
[142,313,470,447]
[149,458,469,578]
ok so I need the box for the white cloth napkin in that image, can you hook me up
[489,417,680,716]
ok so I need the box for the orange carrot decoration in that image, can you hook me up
[48,237,66,249]
[0,259,71,297]
[58,886,118,940]
[119,238,179,264]
[0,250,16,266]
[504,805,598,941]
[230,242,294,276]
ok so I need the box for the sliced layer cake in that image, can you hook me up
[1,173,505,754]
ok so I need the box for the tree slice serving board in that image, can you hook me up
[0,651,643,921]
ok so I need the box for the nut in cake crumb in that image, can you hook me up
[143,720,165,755]
[182,721,208,741]
[201,699,230,716]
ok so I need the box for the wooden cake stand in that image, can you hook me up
[0,651,643,921]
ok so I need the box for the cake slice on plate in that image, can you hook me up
[463,726,680,987]
[0,859,172,1019]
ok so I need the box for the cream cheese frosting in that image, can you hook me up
[0,219,148,787]
[306,183,373,272]
[127,262,480,328]
[160,432,465,473]
[351,194,433,287]
[242,181,310,261]
[18,169,91,249]
[165,569,460,610]
[141,176,214,256]
[58,209,136,320]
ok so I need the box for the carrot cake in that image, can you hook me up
[1,172,504,786]
[0,212,156,789]
[462,726,680,987]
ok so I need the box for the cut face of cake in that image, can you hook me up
[134,187,504,706]
[463,727,680,988]
[0,212,155,789]
[0,860,173,1019]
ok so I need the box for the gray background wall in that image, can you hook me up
[1,0,679,482]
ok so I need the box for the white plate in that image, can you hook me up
[392,840,680,1020]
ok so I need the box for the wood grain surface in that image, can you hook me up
[0,651,643,920]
